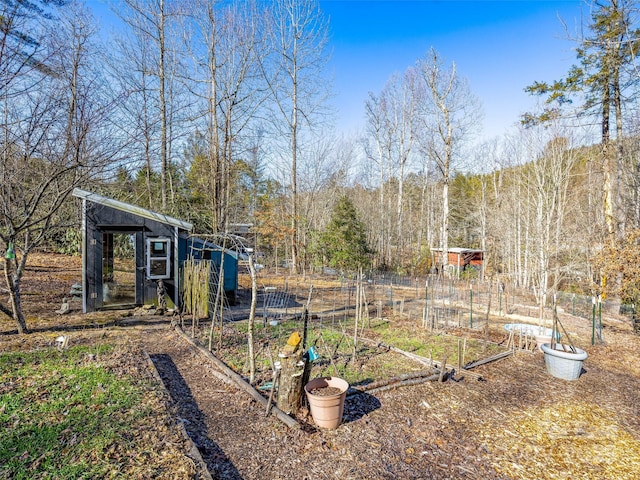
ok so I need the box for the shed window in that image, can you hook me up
[146,238,171,279]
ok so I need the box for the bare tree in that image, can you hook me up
[364,69,421,268]
[115,0,183,212]
[518,124,581,320]
[263,0,330,274]
[417,48,481,274]
[0,2,114,333]
[363,91,394,268]
[299,135,359,242]
[110,27,157,206]
[183,0,268,233]
[524,1,640,309]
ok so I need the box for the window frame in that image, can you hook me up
[146,237,171,279]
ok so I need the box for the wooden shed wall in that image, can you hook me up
[83,201,182,311]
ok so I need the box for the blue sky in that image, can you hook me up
[90,0,585,141]
[321,0,584,139]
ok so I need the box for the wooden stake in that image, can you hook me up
[463,350,514,369]
[438,356,448,382]
[462,338,467,367]
[265,368,281,416]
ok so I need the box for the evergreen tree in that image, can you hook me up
[524,0,640,246]
[320,195,372,271]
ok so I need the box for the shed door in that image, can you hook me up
[102,232,137,307]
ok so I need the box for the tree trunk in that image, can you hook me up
[290,88,299,274]
[4,259,28,334]
[158,0,168,211]
[247,255,258,384]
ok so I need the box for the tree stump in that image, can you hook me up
[277,348,306,415]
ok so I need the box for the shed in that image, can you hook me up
[184,235,239,304]
[431,248,484,278]
[72,189,238,312]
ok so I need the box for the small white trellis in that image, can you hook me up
[261,286,290,325]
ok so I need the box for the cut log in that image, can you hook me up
[463,350,514,370]
[174,327,299,429]
[276,348,305,415]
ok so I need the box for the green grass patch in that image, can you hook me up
[370,321,504,365]
[193,314,504,386]
[0,345,150,479]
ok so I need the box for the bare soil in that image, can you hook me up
[309,386,343,396]
[2,253,640,479]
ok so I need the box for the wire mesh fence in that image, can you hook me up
[255,273,611,344]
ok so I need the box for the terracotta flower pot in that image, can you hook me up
[305,377,349,429]
[534,335,552,352]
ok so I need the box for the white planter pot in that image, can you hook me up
[541,343,587,380]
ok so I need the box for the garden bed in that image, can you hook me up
[2,253,640,479]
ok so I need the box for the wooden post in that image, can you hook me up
[300,307,313,392]
[462,338,467,367]
[438,356,448,382]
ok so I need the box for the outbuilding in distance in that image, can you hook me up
[72,188,238,313]
[431,247,484,278]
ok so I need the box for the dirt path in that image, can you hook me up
[142,328,302,479]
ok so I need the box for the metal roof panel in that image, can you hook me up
[72,188,193,231]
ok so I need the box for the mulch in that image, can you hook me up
[3,253,640,479]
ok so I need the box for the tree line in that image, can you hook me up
[2,0,640,334]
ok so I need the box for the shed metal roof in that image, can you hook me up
[431,247,484,253]
[72,188,193,231]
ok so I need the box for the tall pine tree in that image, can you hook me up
[320,195,372,272]
[524,0,640,246]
